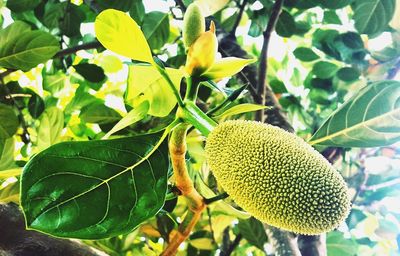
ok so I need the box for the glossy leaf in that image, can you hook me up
[0,103,19,139]
[37,107,64,151]
[203,57,256,80]
[95,9,153,63]
[353,0,395,37]
[310,80,400,147]
[103,101,149,139]
[0,22,59,71]
[126,65,183,117]
[142,12,170,50]
[21,131,170,239]
[6,0,40,12]
[237,217,268,251]
[215,104,267,119]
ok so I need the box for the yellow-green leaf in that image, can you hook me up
[203,57,256,80]
[196,0,229,16]
[95,9,153,63]
[126,65,183,117]
[215,103,267,119]
[103,101,149,139]
[0,168,22,179]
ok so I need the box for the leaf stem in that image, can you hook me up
[184,77,201,102]
[178,101,217,136]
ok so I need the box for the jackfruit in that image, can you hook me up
[205,120,350,235]
[183,3,205,48]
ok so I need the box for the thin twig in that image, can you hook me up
[223,234,242,256]
[230,0,248,36]
[255,0,284,122]
[364,177,400,191]
[206,207,217,246]
[175,0,187,12]
[54,41,102,58]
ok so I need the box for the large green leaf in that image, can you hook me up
[142,12,170,50]
[0,138,15,171]
[237,217,268,251]
[80,103,121,124]
[21,131,170,239]
[353,0,395,37]
[95,9,153,63]
[126,65,183,117]
[327,231,358,256]
[0,21,59,71]
[309,81,400,147]
[0,103,19,139]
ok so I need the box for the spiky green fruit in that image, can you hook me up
[205,120,350,235]
[183,3,205,48]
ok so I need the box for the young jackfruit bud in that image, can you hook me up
[185,21,218,77]
[183,3,205,48]
[205,120,351,235]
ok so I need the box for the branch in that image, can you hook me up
[175,0,187,12]
[221,233,242,256]
[161,124,206,255]
[54,40,102,58]
[230,0,248,36]
[264,225,301,256]
[298,233,327,256]
[363,177,400,191]
[255,0,284,123]
[0,203,103,256]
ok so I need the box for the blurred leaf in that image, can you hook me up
[203,57,256,80]
[96,0,133,11]
[0,180,19,203]
[327,231,358,256]
[353,0,396,37]
[95,9,153,63]
[270,79,288,93]
[238,217,268,251]
[6,0,40,12]
[0,138,15,171]
[103,101,149,139]
[21,131,170,239]
[126,65,182,117]
[37,107,64,151]
[0,104,19,139]
[336,67,361,82]
[28,93,45,119]
[293,47,320,62]
[276,10,296,38]
[319,0,353,9]
[196,0,229,16]
[74,63,106,83]
[129,1,145,24]
[0,168,21,179]
[312,61,339,79]
[0,21,59,71]
[215,104,267,119]
[310,80,400,147]
[248,9,269,37]
[323,11,342,24]
[142,12,170,50]
[43,71,67,93]
[64,91,103,115]
[80,103,121,124]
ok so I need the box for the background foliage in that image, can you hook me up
[0,0,399,255]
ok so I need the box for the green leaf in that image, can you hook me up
[43,71,67,93]
[319,0,353,9]
[74,63,106,83]
[196,0,229,16]
[126,65,183,117]
[237,217,268,251]
[21,131,170,239]
[336,67,361,82]
[80,103,121,124]
[353,0,396,37]
[0,22,59,71]
[312,61,339,79]
[37,107,64,151]
[103,101,149,139]
[323,11,342,24]
[0,138,15,171]
[276,10,296,38]
[215,103,267,119]
[129,1,145,24]
[293,47,320,62]
[327,231,358,256]
[0,103,19,139]
[95,9,153,63]
[6,0,40,12]
[28,93,45,119]
[142,12,170,50]
[96,0,133,12]
[310,80,400,147]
